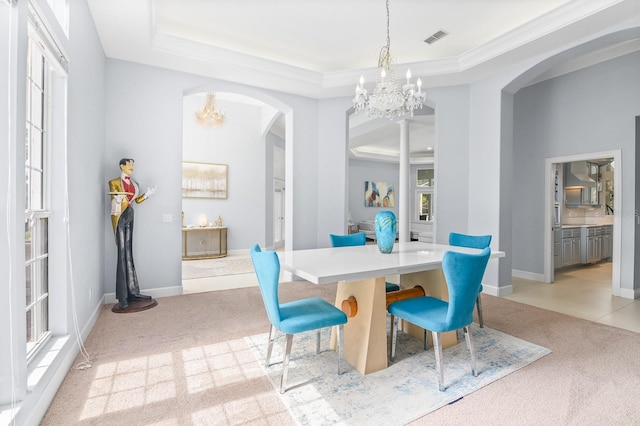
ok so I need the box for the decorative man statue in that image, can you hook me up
[108,158,156,310]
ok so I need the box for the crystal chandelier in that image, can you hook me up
[353,0,425,119]
[195,92,226,127]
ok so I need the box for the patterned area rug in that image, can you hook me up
[246,325,550,425]
[182,256,254,280]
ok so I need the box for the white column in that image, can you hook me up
[398,120,410,242]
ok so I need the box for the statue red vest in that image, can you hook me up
[108,176,147,232]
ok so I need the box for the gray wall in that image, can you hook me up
[316,97,351,246]
[67,0,107,326]
[513,51,640,289]
[102,59,326,298]
[427,86,471,242]
[264,131,283,248]
[99,30,640,299]
[636,116,640,288]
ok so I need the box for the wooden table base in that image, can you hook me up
[330,269,459,375]
[331,276,388,375]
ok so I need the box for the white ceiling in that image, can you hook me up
[153,0,573,73]
[87,0,639,161]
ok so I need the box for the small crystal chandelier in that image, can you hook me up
[195,92,226,127]
[353,0,425,119]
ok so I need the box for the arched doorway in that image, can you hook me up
[180,90,289,291]
[346,106,436,242]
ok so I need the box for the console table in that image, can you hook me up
[182,226,227,259]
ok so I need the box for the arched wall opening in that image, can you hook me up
[501,27,640,298]
[344,101,437,242]
[181,86,293,255]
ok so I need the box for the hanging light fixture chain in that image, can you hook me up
[378,0,392,71]
[386,0,390,49]
[353,0,425,119]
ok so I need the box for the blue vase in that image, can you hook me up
[375,211,396,254]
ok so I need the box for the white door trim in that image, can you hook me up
[544,149,621,296]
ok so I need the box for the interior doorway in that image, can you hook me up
[274,178,285,249]
[180,91,287,291]
[346,106,436,238]
[543,150,621,296]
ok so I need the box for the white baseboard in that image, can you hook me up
[512,269,545,282]
[619,287,640,300]
[481,282,513,297]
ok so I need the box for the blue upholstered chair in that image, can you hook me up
[329,232,401,292]
[388,247,491,391]
[449,232,492,328]
[329,231,367,247]
[250,244,348,393]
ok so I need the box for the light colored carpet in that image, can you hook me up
[41,286,640,425]
[246,325,550,425]
[182,256,254,280]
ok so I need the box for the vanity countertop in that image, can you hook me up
[562,224,611,229]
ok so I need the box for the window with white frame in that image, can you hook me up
[46,0,69,36]
[416,168,434,222]
[24,22,51,360]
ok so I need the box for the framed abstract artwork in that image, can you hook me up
[364,181,394,207]
[182,162,228,199]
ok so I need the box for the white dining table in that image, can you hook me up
[279,241,505,375]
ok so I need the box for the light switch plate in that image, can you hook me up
[163,214,173,223]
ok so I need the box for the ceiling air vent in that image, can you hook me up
[424,30,448,45]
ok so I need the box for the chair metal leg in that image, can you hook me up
[265,325,276,367]
[464,325,478,377]
[424,329,429,350]
[432,332,446,392]
[389,315,399,361]
[280,333,294,394]
[337,324,344,375]
[316,328,321,354]
[476,294,484,327]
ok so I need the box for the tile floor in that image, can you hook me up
[505,262,640,333]
[182,252,259,294]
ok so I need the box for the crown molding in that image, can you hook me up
[100,0,637,99]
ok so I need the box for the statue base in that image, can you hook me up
[111,298,158,314]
